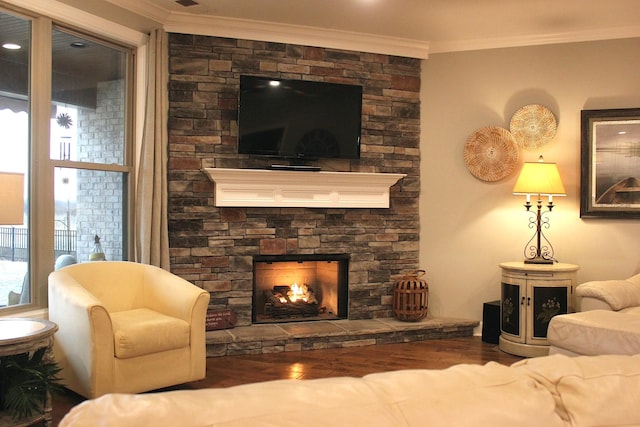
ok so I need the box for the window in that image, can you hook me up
[0,7,135,312]
[0,10,31,309]
[50,27,132,264]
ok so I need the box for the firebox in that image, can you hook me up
[252,254,349,324]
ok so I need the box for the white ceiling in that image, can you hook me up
[105,0,640,54]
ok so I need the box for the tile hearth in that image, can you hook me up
[206,317,478,357]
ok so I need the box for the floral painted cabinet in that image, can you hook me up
[499,262,579,357]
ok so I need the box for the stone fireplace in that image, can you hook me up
[252,254,349,323]
[167,34,421,328]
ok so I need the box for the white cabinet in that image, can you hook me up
[499,261,579,357]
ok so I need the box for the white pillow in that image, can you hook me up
[577,279,640,310]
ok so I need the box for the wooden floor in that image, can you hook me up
[50,336,522,425]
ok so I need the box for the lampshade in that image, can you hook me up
[0,172,25,225]
[513,156,566,196]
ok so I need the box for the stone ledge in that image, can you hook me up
[206,317,478,357]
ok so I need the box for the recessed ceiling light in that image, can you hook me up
[618,131,627,135]
[2,43,21,50]
[70,42,87,48]
[269,81,281,87]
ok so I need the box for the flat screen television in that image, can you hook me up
[238,75,362,162]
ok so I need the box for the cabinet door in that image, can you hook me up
[501,281,524,342]
[526,280,570,344]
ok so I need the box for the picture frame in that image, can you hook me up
[580,108,640,218]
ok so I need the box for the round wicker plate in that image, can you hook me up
[464,126,519,182]
[509,104,557,150]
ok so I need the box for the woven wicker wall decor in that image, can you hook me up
[463,126,519,182]
[509,104,557,150]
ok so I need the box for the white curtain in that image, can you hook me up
[135,28,170,269]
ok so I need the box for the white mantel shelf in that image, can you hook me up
[203,168,406,208]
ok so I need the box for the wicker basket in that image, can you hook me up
[392,269,429,321]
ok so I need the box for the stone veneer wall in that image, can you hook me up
[167,34,421,326]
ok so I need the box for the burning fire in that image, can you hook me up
[288,283,309,303]
[273,282,317,304]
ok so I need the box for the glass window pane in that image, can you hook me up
[50,27,131,269]
[0,11,30,308]
[55,167,127,262]
[50,28,127,165]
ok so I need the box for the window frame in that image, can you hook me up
[0,2,143,315]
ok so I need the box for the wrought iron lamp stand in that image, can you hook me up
[522,197,556,264]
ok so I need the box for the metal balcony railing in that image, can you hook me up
[0,227,77,261]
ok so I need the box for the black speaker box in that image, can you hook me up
[482,300,500,344]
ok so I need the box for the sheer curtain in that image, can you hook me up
[135,28,170,269]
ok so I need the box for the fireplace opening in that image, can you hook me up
[252,254,349,324]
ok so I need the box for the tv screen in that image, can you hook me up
[238,75,362,161]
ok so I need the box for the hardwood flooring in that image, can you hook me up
[50,337,522,425]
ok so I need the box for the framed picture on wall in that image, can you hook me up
[580,108,640,218]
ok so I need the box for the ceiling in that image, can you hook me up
[0,10,126,109]
[2,0,640,109]
[103,0,640,53]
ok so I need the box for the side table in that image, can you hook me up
[0,318,58,427]
[499,262,579,357]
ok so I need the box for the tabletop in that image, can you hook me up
[0,318,57,347]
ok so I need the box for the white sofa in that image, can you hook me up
[60,354,640,427]
[548,273,640,356]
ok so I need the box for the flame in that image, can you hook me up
[288,283,308,303]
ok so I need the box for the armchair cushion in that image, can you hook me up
[547,309,640,355]
[111,308,190,359]
[576,279,640,311]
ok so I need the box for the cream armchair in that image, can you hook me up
[48,261,210,399]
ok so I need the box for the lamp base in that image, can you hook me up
[524,257,554,265]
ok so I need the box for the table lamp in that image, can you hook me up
[512,156,565,264]
[0,172,25,225]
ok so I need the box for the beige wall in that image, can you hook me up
[420,38,640,324]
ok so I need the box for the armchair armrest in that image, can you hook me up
[139,265,210,379]
[627,273,640,287]
[576,278,640,311]
[48,271,116,398]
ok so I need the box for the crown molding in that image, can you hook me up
[430,25,640,54]
[5,0,148,46]
[164,12,429,59]
[104,0,429,58]
[42,1,640,56]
